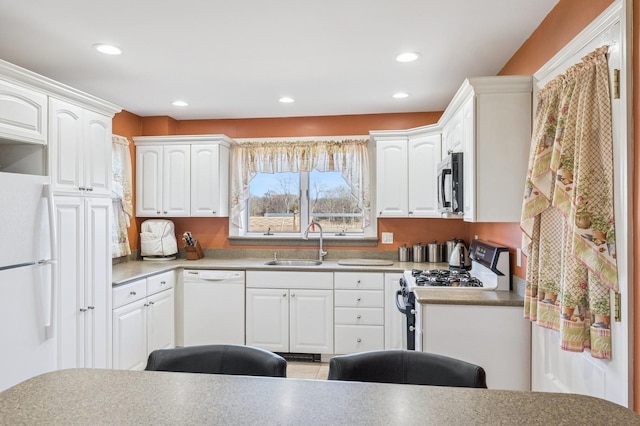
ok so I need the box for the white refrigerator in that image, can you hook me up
[0,172,57,391]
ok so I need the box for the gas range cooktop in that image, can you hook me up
[411,269,483,288]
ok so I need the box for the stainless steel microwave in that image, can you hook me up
[437,152,463,215]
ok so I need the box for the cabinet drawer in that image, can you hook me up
[335,307,383,325]
[334,272,383,290]
[113,279,147,309]
[334,290,384,308]
[147,271,174,295]
[335,325,384,354]
[246,271,333,289]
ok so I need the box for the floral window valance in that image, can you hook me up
[230,137,371,230]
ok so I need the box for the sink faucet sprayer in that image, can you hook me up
[303,221,327,261]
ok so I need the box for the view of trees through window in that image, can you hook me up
[248,170,363,234]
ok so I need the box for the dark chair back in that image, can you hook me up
[328,350,487,388]
[145,344,287,378]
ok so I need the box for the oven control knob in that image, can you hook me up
[409,326,415,331]
[410,309,416,315]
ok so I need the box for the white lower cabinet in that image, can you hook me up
[246,271,333,354]
[112,271,175,370]
[419,303,531,391]
[334,272,384,354]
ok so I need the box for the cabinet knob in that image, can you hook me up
[357,338,362,343]
[148,301,155,305]
[356,314,362,319]
[160,281,166,285]
[79,307,87,312]
[156,211,161,214]
[283,293,287,297]
[130,291,137,296]
[87,187,94,192]
[356,280,361,284]
[291,293,295,297]
[357,297,362,302]
[409,211,413,215]
[87,306,95,310]
[79,186,86,191]
[144,303,149,307]
[163,211,168,214]
[212,210,216,214]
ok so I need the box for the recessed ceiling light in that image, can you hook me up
[279,97,295,103]
[93,43,122,55]
[172,100,189,107]
[396,52,420,63]
[393,92,409,99]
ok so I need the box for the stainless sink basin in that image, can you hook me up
[264,260,323,266]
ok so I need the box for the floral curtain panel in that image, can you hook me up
[520,46,618,359]
[112,134,133,258]
[230,138,371,230]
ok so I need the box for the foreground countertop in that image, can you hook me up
[1,369,638,425]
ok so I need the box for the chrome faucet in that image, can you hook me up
[303,221,327,261]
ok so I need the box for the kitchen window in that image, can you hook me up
[247,170,363,235]
[230,137,373,238]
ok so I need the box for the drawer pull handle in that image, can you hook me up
[130,291,137,296]
[160,281,166,285]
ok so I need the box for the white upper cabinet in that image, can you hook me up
[134,135,232,218]
[135,143,190,217]
[0,79,47,144]
[49,98,112,196]
[375,134,408,217]
[439,76,532,222]
[191,141,230,217]
[408,130,441,217]
[373,126,441,218]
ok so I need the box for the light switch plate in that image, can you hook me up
[516,248,522,267]
[381,232,394,244]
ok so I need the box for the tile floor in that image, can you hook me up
[287,361,329,380]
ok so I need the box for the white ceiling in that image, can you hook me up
[0,0,558,120]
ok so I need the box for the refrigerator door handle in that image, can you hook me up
[44,183,57,339]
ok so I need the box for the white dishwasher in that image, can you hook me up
[182,270,245,346]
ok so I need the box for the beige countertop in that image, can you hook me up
[112,258,439,286]
[2,369,638,425]
[414,287,525,307]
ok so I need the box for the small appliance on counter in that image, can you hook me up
[140,219,178,261]
[448,239,471,270]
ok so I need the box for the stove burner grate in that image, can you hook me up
[412,269,483,288]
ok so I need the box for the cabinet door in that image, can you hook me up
[147,288,175,354]
[136,145,162,216]
[461,96,475,222]
[375,139,408,217]
[290,289,333,354]
[83,111,112,196]
[191,143,229,217]
[84,197,112,368]
[246,288,289,352]
[49,98,83,194]
[0,79,47,144]
[442,107,464,157]
[55,196,85,369]
[408,133,441,217]
[112,299,147,370]
[384,273,404,350]
[163,145,191,216]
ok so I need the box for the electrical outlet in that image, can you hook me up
[516,248,522,267]
[381,232,394,244]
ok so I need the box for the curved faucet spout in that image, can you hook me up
[303,221,327,261]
